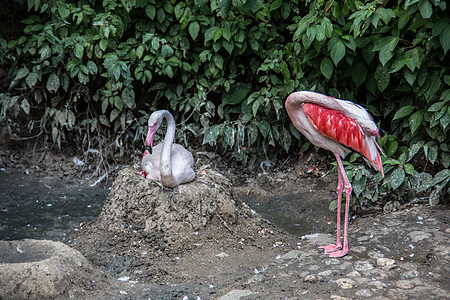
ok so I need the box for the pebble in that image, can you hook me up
[376,257,395,266]
[347,270,361,277]
[355,289,373,297]
[444,228,450,234]
[408,231,432,242]
[354,261,375,271]
[330,295,352,300]
[215,252,229,258]
[303,274,321,283]
[217,290,254,300]
[401,270,419,279]
[336,278,357,289]
[324,258,341,265]
[395,280,414,289]
[281,250,301,259]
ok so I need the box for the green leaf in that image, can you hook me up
[202,125,221,145]
[222,82,251,105]
[393,106,415,120]
[404,164,415,176]
[145,5,156,19]
[46,73,60,93]
[320,57,333,80]
[374,64,390,92]
[114,96,124,111]
[409,111,423,134]
[431,169,450,185]
[21,98,30,115]
[257,120,270,138]
[99,115,110,126]
[419,0,432,19]
[352,62,367,86]
[270,0,282,11]
[86,61,98,74]
[57,4,70,19]
[223,126,235,148]
[25,72,38,88]
[122,88,135,109]
[387,140,398,157]
[428,102,445,112]
[440,27,450,53]
[330,39,345,66]
[136,45,145,59]
[390,167,405,189]
[110,109,120,122]
[74,43,84,59]
[15,67,30,80]
[189,22,200,40]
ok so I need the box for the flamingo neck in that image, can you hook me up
[160,111,177,188]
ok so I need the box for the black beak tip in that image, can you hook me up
[379,129,385,139]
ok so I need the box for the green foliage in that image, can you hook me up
[0,0,449,202]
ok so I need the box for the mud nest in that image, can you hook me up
[68,166,270,278]
[98,166,241,234]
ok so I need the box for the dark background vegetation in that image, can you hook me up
[0,0,449,207]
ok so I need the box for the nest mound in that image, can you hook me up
[98,166,239,234]
[68,166,272,279]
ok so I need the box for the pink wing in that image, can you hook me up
[303,103,383,175]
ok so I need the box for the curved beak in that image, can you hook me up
[145,125,157,147]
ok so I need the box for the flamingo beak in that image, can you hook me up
[145,125,157,147]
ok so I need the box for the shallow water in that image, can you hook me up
[0,170,108,241]
[0,169,334,241]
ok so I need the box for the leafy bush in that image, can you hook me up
[0,0,448,203]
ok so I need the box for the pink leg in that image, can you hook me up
[319,154,343,253]
[327,154,351,258]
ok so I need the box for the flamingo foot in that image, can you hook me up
[326,247,348,258]
[319,243,342,253]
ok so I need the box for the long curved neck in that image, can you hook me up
[159,111,177,188]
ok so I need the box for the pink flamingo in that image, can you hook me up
[140,110,195,188]
[285,91,384,257]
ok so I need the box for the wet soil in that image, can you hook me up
[0,140,449,299]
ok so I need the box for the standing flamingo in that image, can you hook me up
[140,110,195,188]
[285,91,384,257]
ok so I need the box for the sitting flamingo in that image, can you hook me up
[285,91,384,257]
[140,110,195,188]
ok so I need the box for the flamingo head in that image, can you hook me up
[145,111,164,147]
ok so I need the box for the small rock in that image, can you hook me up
[351,246,366,253]
[336,278,357,289]
[318,269,336,276]
[377,257,395,266]
[245,274,263,285]
[385,219,402,227]
[303,274,321,283]
[408,231,432,242]
[308,265,320,271]
[354,260,375,271]
[330,294,352,300]
[217,290,254,300]
[281,250,301,260]
[444,228,450,234]
[215,252,229,258]
[368,251,385,259]
[355,289,373,297]
[395,280,414,289]
[401,270,419,279]
[347,270,361,277]
[324,258,341,265]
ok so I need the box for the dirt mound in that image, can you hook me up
[68,166,279,281]
[0,239,107,300]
